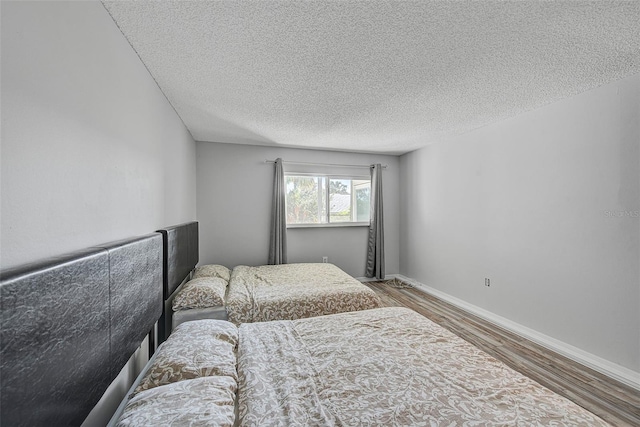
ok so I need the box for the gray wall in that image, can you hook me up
[2,2,197,425]
[196,142,400,277]
[400,73,640,373]
[1,1,197,269]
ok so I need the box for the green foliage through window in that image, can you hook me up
[286,175,370,225]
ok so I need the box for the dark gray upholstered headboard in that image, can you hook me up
[157,221,199,342]
[96,234,163,378]
[158,221,199,298]
[0,233,162,427]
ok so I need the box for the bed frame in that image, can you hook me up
[0,233,162,426]
[156,221,199,343]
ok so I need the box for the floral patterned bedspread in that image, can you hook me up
[225,263,382,325]
[237,307,609,427]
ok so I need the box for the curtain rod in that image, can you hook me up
[265,160,387,169]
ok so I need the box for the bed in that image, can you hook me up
[160,222,382,330]
[172,262,383,326]
[109,306,610,426]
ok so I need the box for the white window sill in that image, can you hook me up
[287,222,370,229]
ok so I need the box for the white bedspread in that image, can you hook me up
[237,307,610,427]
[225,263,382,325]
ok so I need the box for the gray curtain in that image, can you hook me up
[365,163,385,279]
[268,158,287,264]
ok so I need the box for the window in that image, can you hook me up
[285,175,371,226]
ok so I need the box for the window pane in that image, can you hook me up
[285,175,370,225]
[286,176,326,224]
[329,179,352,223]
[354,180,370,222]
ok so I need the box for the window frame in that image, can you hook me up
[284,172,371,228]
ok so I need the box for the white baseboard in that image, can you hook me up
[394,274,640,392]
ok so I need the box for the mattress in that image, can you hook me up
[172,306,227,329]
[225,263,382,325]
[237,307,610,426]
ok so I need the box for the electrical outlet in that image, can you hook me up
[485,278,490,287]
[322,256,328,263]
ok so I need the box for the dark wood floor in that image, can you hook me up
[363,280,640,427]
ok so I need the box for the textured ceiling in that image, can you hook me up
[102,1,640,155]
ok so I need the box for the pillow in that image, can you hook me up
[118,376,236,427]
[172,277,227,311]
[135,319,238,393]
[192,264,231,282]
